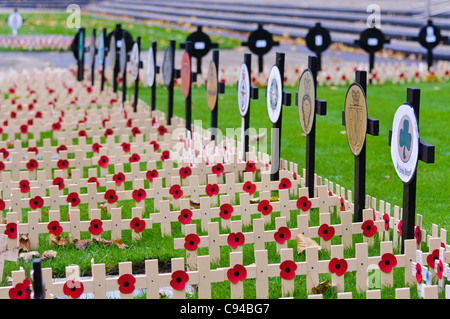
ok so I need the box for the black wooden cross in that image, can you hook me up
[70,27,86,81]
[165,39,181,126]
[32,258,45,299]
[388,88,435,253]
[149,40,160,112]
[182,41,198,134]
[354,27,390,75]
[414,20,450,70]
[305,23,331,71]
[89,28,97,87]
[295,56,327,198]
[342,71,379,222]
[132,36,143,113]
[107,24,133,94]
[120,30,130,106]
[99,28,107,92]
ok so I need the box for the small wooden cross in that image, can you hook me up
[0,234,18,282]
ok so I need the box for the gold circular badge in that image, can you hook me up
[206,60,218,111]
[298,69,315,135]
[344,83,367,156]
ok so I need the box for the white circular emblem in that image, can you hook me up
[109,34,116,69]
[119,39,127,74]
[130,42,139,81]
[238,63,250,117]
[147,46,155,87]
[266,65,282,124]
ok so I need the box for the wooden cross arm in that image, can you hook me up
[342,111,379,135]
[315,98,327,116]
[155,65,160,74]
[191,71,197,82]
[251,85,258,99]
[282,91,291,106]
[174,68,181,79]
[218,82,225,94]
[388,130,435,163]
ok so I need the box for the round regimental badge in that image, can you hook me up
[147,46,155,87]
[78,29,84,62]
[119,38,127,74]
[206,60,218,111]
[181,51,191,98]
[109,34,116,69]
[298,69,315,134]
[98,32,105,67]
[162,46,174,89]
[266,65,282,124]
[344,83,368,156]
[238,63,250,117]
[390,104,419,183]
[130,42,139,81]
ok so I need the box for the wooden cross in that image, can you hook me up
[32,258,45,299]
[0,234,18,282]
[342,71,379,222]
[121,30,130,106]
[149,40,160,111]
[99,28,107,92]
[295,56,327,198]
[182,41,198,134]
[132,36,143,113]
[388,88,435,253]
[89,28,97,87]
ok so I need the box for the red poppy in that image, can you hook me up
[184,233,200,251]
[121,142,131,153]
[242,181,256,195]
[52,122,61,131]
[29,196,44,210]
[26,159,38,171]
[414,226,421,245]
[245,161,256,173]
[9,279,31,299]
[179,166,192,179]
[92,142,102,153]
[426,249,440,268]
[0,199,5,210]
[146,169,158,182]
[436,260,444,279]
[161,150,170,161]
[129,153,140,163]
[10,112,17,120]
[57,159,69,170]
[0,148,9,159]
[67,192,81,207]
[132,188,146,202]
[131,127,141,137]
[89,219,103,235]
[46,220,63,236]
[169,184,183,199]
[87,177,100,188]
[398,220,402,237]
[178,209,193,225]
[19,179,30,193]
[78,130,87,137]
[361,220,377,237]
[257,200,273,216]
[98,155,109,168]
[27,147,38,155]
[104,128,114,138]
[157,125,167,135]
[227,264,247,283]
[170,270,189,290]
[130,217,146,233]
[339,197,345,211]
[227,232,245,249]
[126,119,133,128]
[4,222,17,239]
[35,111,43,119]
[274,226,291,244]
[318,224,335,241]
[27,119,34,126]
[205,183,219,197]
[117,274,136,294]
[329,258,348,276]
[279,260,297,280]
[149,140,160,151]
[219,203,234,220]
[378,253,397,273]
[415,263,423,284]
[56,144,67,154]
[296,196,312,212]
[382,213,390,231]
[212,163,224,176]
[113,172,126,186]
[104,189,118,204]
[0,162,4,173]
[278,178,291,190]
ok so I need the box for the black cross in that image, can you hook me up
[100,28,107,93]
[388,88,435,253]
[90,28,97,87]
[149,40,160,112]
[342,71,379,222]
[295,56,327,198]
[354,27,390,75]
[414,20,450,71]
[121,30,129,106]
[167,39,181,126]
[183,41,198,134]
[32,258,45,299]
[132,36,144,113]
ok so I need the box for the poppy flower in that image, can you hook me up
[10,111,16,119]
[378,253,397,273]
[212,163,224,176]
[178,209,193,225]
[92,142,102,153]
[398,220,402,237]
[78,130,87,137]
[113,172,126,186]
[4,222,17,239]
[161,150,170,161]
[0,199,5,210]
[0,148,9,159]
[219,203,233,220]
[278,178,291,190]
[318,224,335,241]
[57,159,69,170]
[146,169,158,182]
[131,127,141,137]
[27,119,34,126]
[382,213,390,231]
[19,179,30,193]
[104,128,114,138]
[67,192,81,207]
[227,264,247,284]
[87,177,100,188]
[35,111,43,119]
[227,232,245,249]
[274,226,291,244]
[98,155,109,168]
[89,219,103,235]
[245,161,256,173]
[329,258,348,277]
[426,249,440,268]
[296,196,312,212]
[279,260,297,280]
[56,144,67,154]
[179,166,192,179]
[170,270,189,290]
[132,188,146,202]
[27,147,38,155]
[205,183,219,197]
[52,122,61,131]
[26,159,38,171]
[361,220,377,237]
[157,125,167,135]
[184,233,200,251]
[126,119,133,128]
[242,181,256,195]
[415,263,423,284]
[130,217,146,233]
[169,184,183,199]
[47,220,63,236]
[339,197,345,211]
[117,274,136,294]
[121,142,130,153]
[129,153,140,163]
[257,200,273,216]
[9,279,31,299]
[436,260,444,279]
[29,196,44,210]
[149,140,160,151]
[414,226,421,245]
[104,189,118,204]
